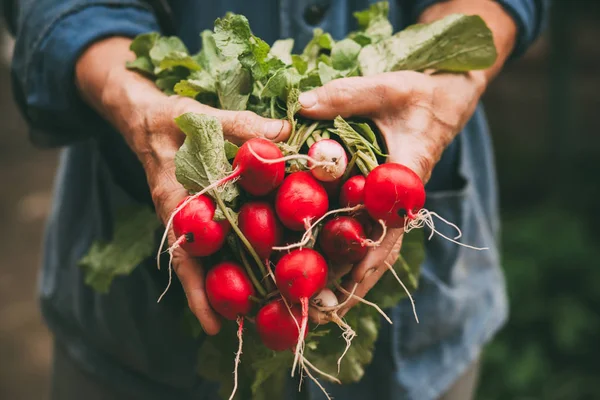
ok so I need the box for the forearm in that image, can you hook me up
[419,0,518,87]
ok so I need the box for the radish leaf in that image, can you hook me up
[174,113,240,203]
[331,39,362,71]
[79,206,160,293]
[215,59,251,110]
[359,14,497,76]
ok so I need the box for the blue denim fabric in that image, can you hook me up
[9,1,549,399]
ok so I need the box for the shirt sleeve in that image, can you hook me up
[411,0,551,59]
[10,1,161,147]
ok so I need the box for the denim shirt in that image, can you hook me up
[9,1,548,399]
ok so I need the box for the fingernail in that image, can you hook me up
[299,92,317,108]
[359,267,377,283]
[265,120,284,140]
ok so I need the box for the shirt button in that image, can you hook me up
[303,3,329,26]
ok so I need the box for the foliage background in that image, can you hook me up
[0,1,599,399]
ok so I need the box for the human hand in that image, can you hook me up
[75,38,291,335]
[300,70,486,317]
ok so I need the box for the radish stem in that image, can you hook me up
[238,249,266,297]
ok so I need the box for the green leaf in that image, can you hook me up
[224,140,239,160]
[158,52,202,72]
[291,55,308,75]
[349,121,386,156]
[250,352,294,399]
[174,70,216,98]
[155,67,190,95]
[149,36,188,65]
[125,56,154,76]
[261,67,301,99]
[352,1,393,44]
[216,59,252,110]
[366,230,426,308]
[197,30,224,74]
[358,14,497,76]
[299,70,322,91]
[302,28,334,69]
[79,206,160,293]
[331,116,380,174]
[174,113,239,203]
[269,39,294,65]
[129,32,160,57]
[214,14,275,80]
[331,39,362,71]
[318,62,342,85]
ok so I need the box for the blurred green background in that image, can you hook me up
[0,1,599,399]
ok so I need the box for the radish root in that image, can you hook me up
[334,282,393,325]
[360,219,387,247]
[247,144,336,170]
[383,261,419,323]
[291,297,309,378]
[228,316,244,400]
[404,209,488,251]
[273,205,364,251]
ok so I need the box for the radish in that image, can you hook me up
[320,177,343,202]
[339,175,366,207]
[311,288,356,373]
[205,262,255,400]
[171,195,230,256]
[205,262,255,320]
[275,171,329,231]
[232,137,286,196]
[365,163,488,250]
[318,216,368,264]
[274,248,328,375]
[307,139,348,182]
[363,163,426,229]
[238,202,283,260]
[255,298,307,351]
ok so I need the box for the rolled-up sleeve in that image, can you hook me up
[10,1,161,147]
[412,0,551,59]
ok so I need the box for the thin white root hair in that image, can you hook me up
[404,209,488,251]
[247,144,336,169]
[384,261,419,324]
[273,205,364,251]
[302,356,341,384]
[298,357,333,400]
[228,316,244,400]
[291,298,308,378]
[156,248,175,303]
[330,313,356,374]
[360,219,387,247]
[333,281,393,325]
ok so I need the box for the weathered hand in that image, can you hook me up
[76,37,291,335]
[299,70,486,316]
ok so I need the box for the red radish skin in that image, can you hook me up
[256,299,307,351]
[275,248,328,303]
[238,202,283,260]
[318,216,368,264]
[320,177,342,202]
[232,138,286,196]
[364,163,426,228]
[205,262,255,320]
[339,175,366,207]
[172,195,230,257]
[307,139,348,182]
[275,171,329,231]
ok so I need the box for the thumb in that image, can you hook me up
[297,75,395,120]
[216,110,292,145]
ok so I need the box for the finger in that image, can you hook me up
[308,306,331,325]
[350,225,403,284]
[297,73,409,120]
[218,110,292,144]
[170,241,222,335]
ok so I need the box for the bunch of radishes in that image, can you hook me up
[159,129,442,398]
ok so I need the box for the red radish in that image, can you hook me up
[172,195,230,257]
[307,139,348,182]
[256,299,307,351]
[238,202,283,260]
[275,171,329,231]
[232,138,286,196]
[320,177,342,201]
[205,262,255,320]
[363,163,426,228]
[275,248,328,373]
[205,261,255,400]
[339,175,366,207]
[318,216,368,264]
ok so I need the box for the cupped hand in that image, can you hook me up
[299,70,486,318]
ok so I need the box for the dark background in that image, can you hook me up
[0,1,599,399]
